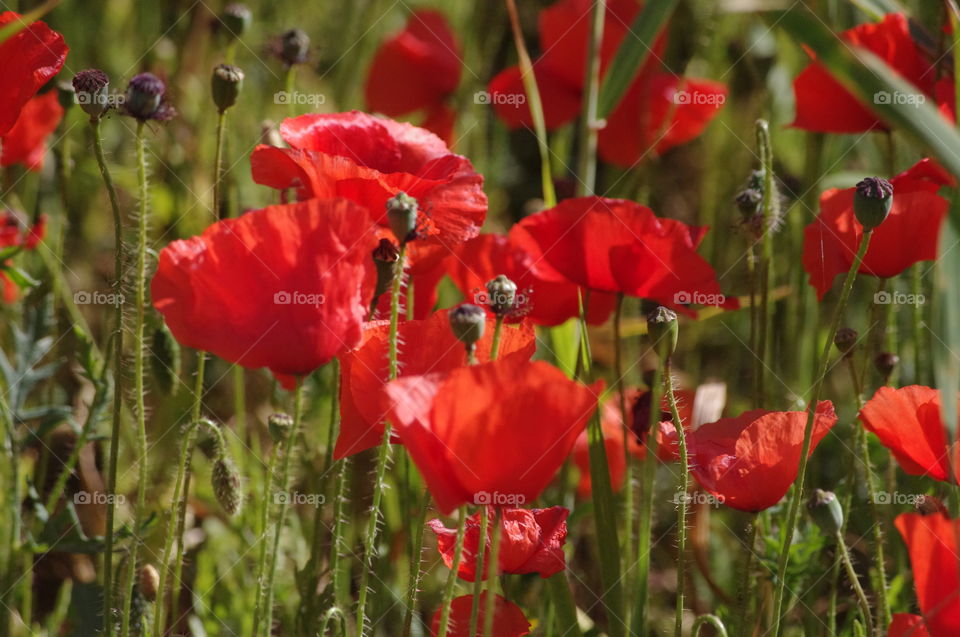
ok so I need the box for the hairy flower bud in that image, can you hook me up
[211,458,243,516]
[807,488,843,535]
[372,238,400,299]
[125,73,166,121]
[386,191,418,245]
[211,64,244,113]
[268,412,294,443]
[139,564,160,602]
[72,69,110,119]
[853,177,893,231]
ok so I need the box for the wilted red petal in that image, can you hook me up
[0,12,68,134]
[1,91,63,171]
[430,592,531,636]
[888,614,932,637]
[428,506,568,582]
[335,310,536,459]
[688,401,838,512]
[803,158,953,299]
[151,199,377,383]
[385,357,602,513]
[896,513,960,636]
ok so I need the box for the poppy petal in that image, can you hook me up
[0,12,67,134]
[430,592,531,636]
[895,513,960,636]
[1,91,63,171]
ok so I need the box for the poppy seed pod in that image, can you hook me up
[221,3,252,38]
[833,327,858,358]
[853,177,893,231]
[807,488,843,535]
[211,64,244,113]
[138,564,160,602]
[280,28,310,66]
[448,304,486,350]
[647,306,678,358]
[372,238,400,299]
[125,72,165,121]
[874,351,899,380]
[268,412,294,443]
[386,191,418,245]
[486,274,518,316]
[72,69,110,119]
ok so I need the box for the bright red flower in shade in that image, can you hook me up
[427,506,568,582]
[859,385,958,483]
[888,614,932,637]
[510,197,731,313]
[684,402,838,512]
[365,10,461,144]
[250,111,486,273]
[0,11,67,135]
[151,198,377,388]
[429,592,531,637]
[1,92,63,171]
[444,233,617,326]
[384,356,603,514]
[792,14,944,133]
[803,158,955,300]
[895,513,960,637]
[487,0,726,166]
[334,309,537,459]
[0,211,46,303]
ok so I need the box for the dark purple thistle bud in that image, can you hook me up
[449,304,486,351]
[221,3,252,38]
[125,73,172,121]
[73,69,110,119]
[279,28,310,66]
[853,177,894,231]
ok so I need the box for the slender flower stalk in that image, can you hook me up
[401,494,431,637]
[482,508,504,637]
[252,416,286,636]
[436,506,469,637]
[755,120,778,406]
[836,531,874,637]
[490,316,503,361]
[467,506,490,636]
[665,357,688,636]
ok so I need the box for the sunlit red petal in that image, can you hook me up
[895,513,960,636]
[0,12,68,134]
[1,91,63,171]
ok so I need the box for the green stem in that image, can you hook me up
[735,517,759,636]
[756,120,778,407]
[401,493,431,637]
[770,230,873,636]
[1,398,18,637]
[575,0,605,196]
[468,506,490,636]
[251,433,282,636]
[490,316,503,361]
[436,506,469,637]
[482,508,504,637]
[214,110,227,219]
[119,121,151,637]
[664,358,689,636]
[692,614,728,637]
[331,456,352,613]
[836,530,875,637]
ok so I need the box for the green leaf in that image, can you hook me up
[543,320,579,378]
[597,0,678,119]
[0,245,22,261]
[775,6,960,178]
[1,264,38,290]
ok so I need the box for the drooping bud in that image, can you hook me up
[449,304,486,355]
[211,64,244,113]
[279,28,310,66]
[72,69,110,119]
[195,419,224,461]
[807,488,843,535]
[485,275,518,316]
[124,73,166,121]
[853,177,893,231]
[874,351,899,381]
[372,238,400,300]
[220,3,252,38]
[211,457,243,516]
[138,564,160,602]
[834,327,858,359]
[647,306,678,358]
[386,191,418,245]
[268,412,294,443]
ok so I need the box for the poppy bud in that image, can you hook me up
[853,177,893,231]
[647,306,678,358]
[268,412,294,443]
[211,64,244,113]
[195,418,224,460]
[125,73,165,121]
[372,238,400,299]
[486,274,517,316]
[386,191,418,245]
[915,494,947,516]
[449,304,486,351]
[280,28,310,66]
[735,188,762,217]
[72,69,110,119]
[807,488,843,535]
[57,81,75,111]
[834,327,858,359]
[211,457,243,516]
[874,351,899,381]
[221,3,252,38]
[139,564,160,602]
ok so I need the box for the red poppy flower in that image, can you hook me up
[0,11,67,135]
[792,14,945,133]
[335,309,537,459]
[509,197,731,313]
[1,92,63,171]
[803,158,955,300]
[0,211,46,303]
[888,614,932,637]
[250,111,486,273]
[487,0,725,166]
[859,385,958,483]
[365,10,461,144]
[427,506,568,582]
[895,513,960,636]
[429,592,531,637]
[151,198,377,387]
[384,356,603,513]
[684,401,838,512]
[444,233,617,326]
